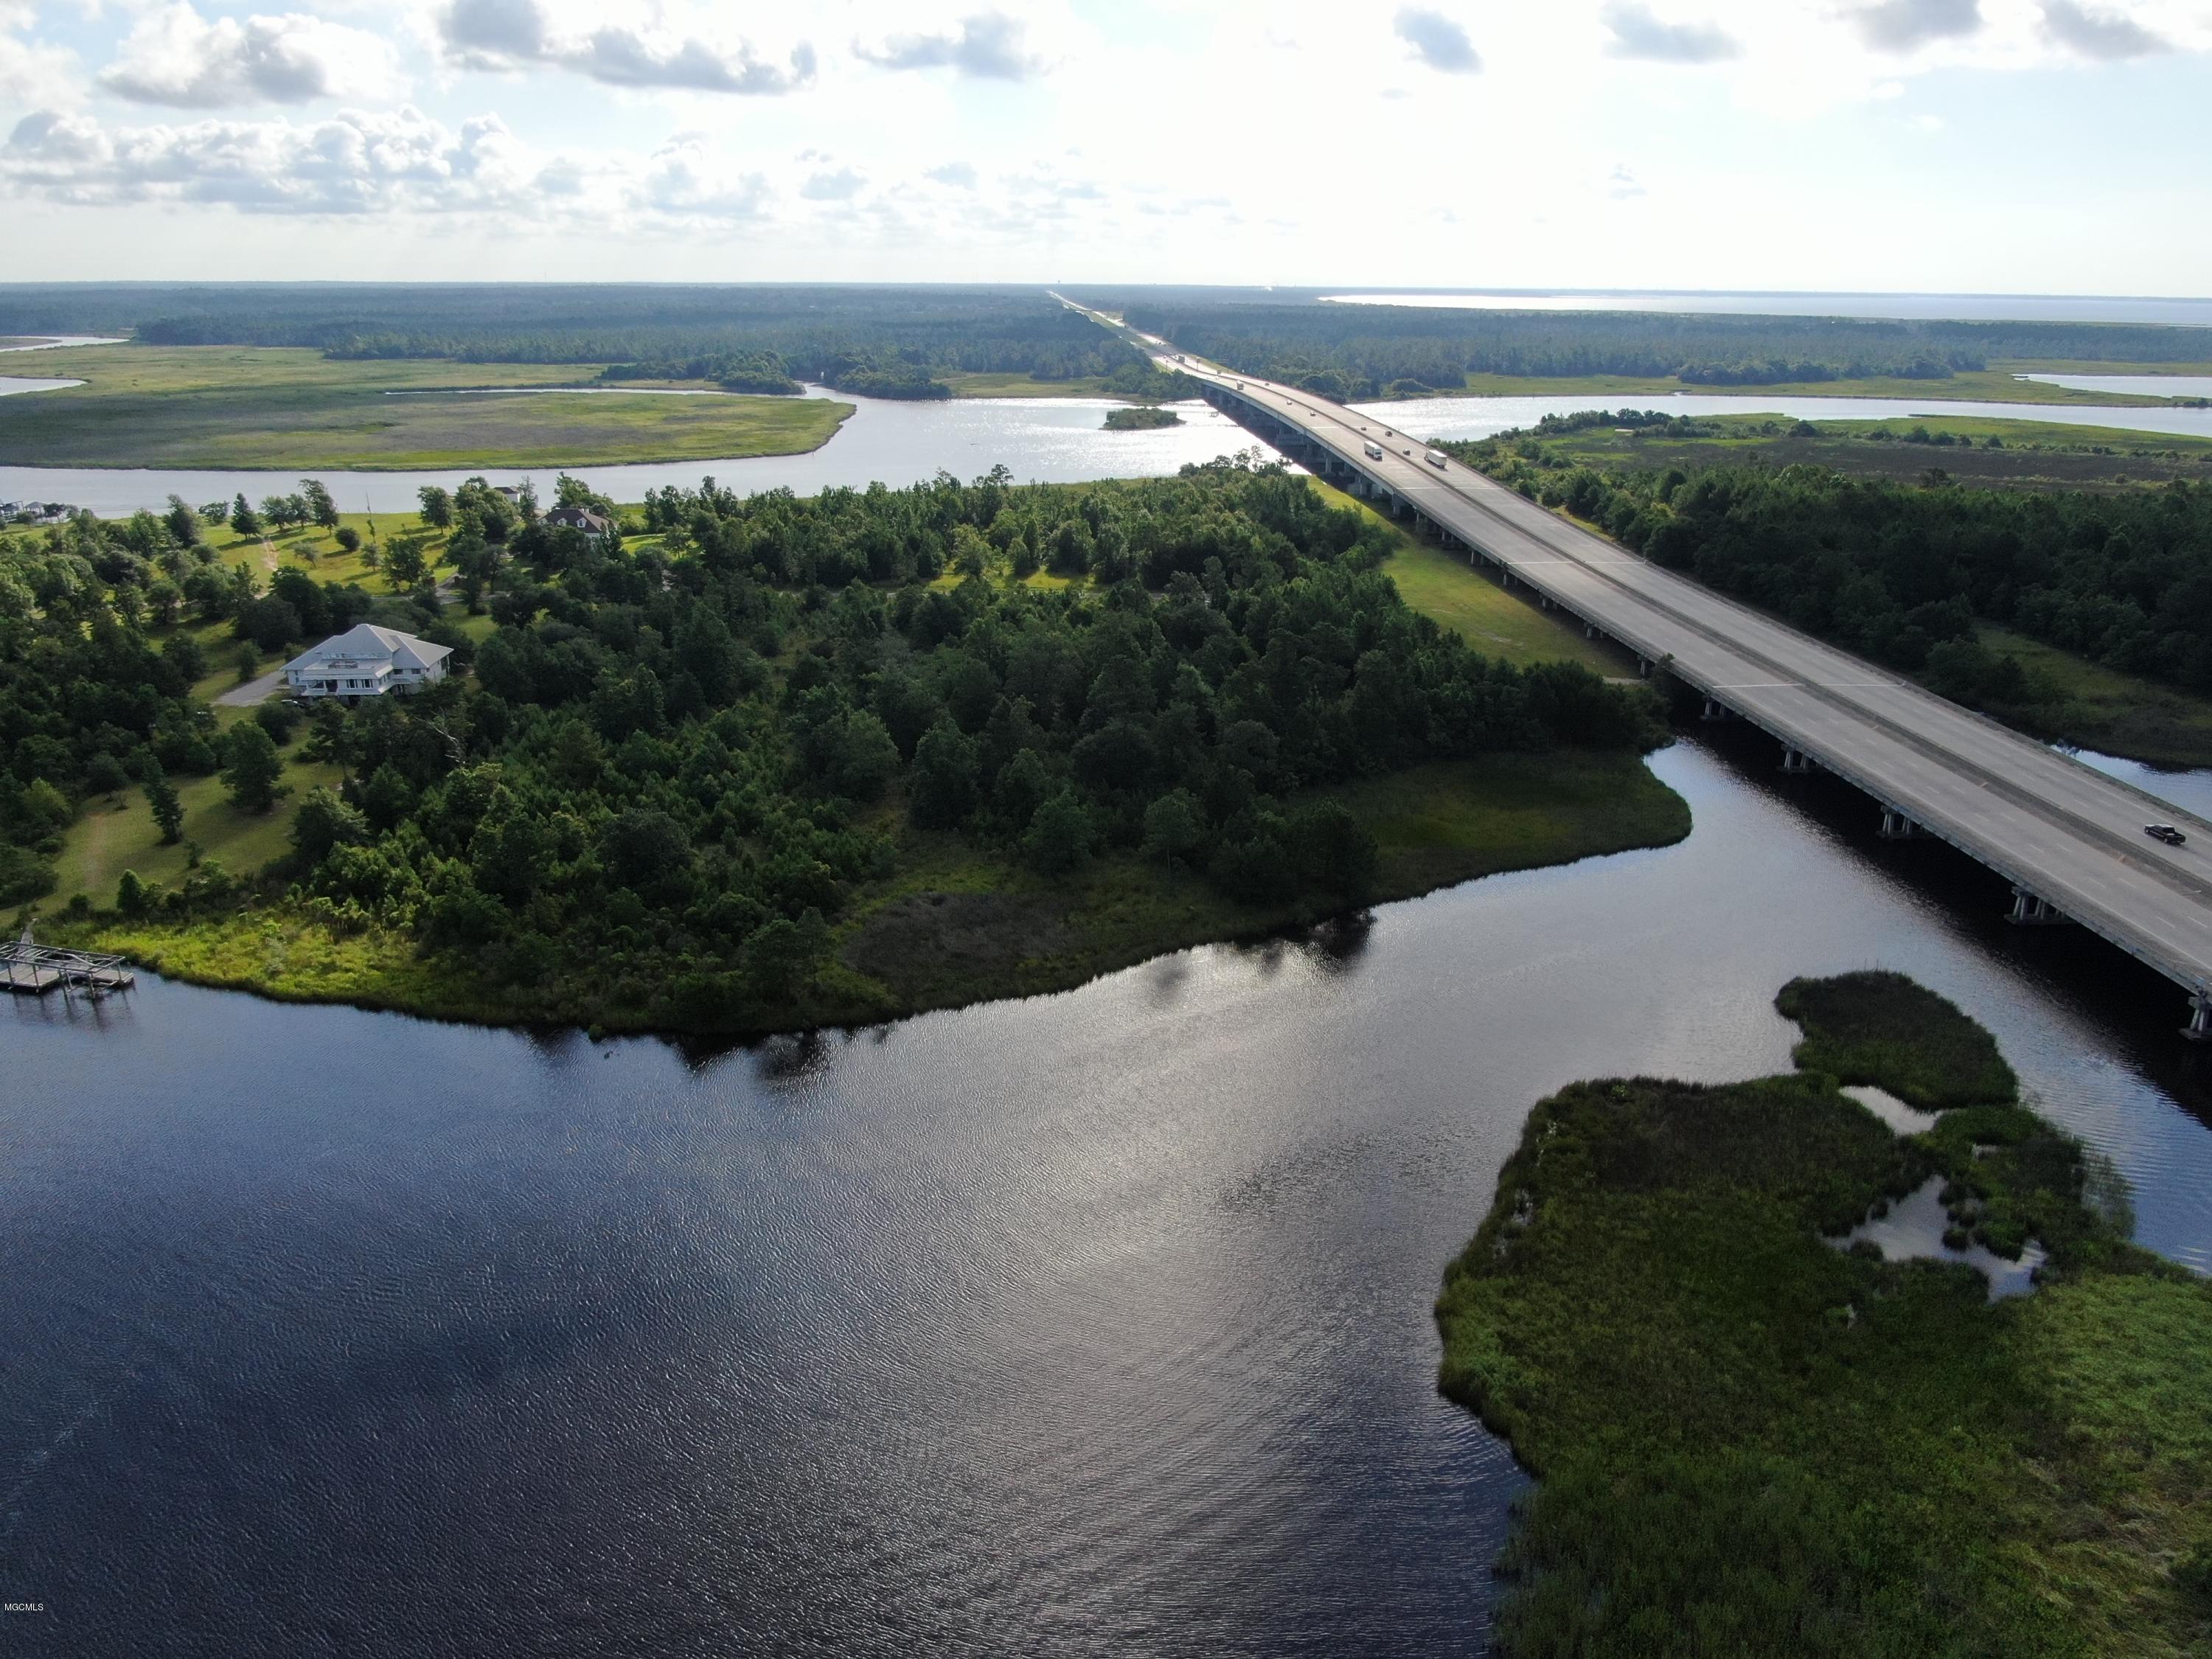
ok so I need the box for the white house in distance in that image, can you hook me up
[545,504,613,540]
[283,624,452,701]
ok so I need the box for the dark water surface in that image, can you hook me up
[6,731,2211,1657]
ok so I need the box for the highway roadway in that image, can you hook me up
[1143,347,2212,1029]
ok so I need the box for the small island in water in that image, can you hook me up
[1103,404,1183,431]
[1438,970,2212,1655]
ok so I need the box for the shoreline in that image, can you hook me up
[43,753,1691,1043]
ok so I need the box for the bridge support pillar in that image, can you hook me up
[1781,748,1813,773]
[1539,594,1554,610]
[2006,887,2066,926]
[1584,624,1600,640]
[1638,657,1652,678]
[1878,808,1921,839]
[2187,992,2211,1042]
[1700,697,1732,722]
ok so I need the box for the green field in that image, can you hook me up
[1437,361,2211,407]
[55,740,341,905]
[1310,481,1627,674]
[0,345,853,469]
[1436,973,2212,1655]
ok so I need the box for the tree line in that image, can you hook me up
[0,284,1150,397]
[1065,296,2212,399]
[1454,417,2212,708]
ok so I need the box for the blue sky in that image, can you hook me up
[0,0,2205,293]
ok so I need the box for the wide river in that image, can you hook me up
[7,722,2211,1657]
[6,382,2212,516]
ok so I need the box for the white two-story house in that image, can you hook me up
[283,625,453,701]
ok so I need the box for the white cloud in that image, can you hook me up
[1393,7,1481,72]
[2039,0,2166,58]
[854,10,1048,79]
[0,2,85,105]
[5,103,532,212]
[1848,0,1983,52]
[637,133,773,221]
[800,164,863,200]
[98,2,400,108]
[925,160,977,187]
[437,0,818,94]
[1601,3,1739,63]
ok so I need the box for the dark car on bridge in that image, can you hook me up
[2146,824,2188,846]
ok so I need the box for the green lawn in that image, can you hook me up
[0,344,852,469]
[53,742,340,905]
[1308,481,1627,674]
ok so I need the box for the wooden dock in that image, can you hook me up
[1,927,134,999]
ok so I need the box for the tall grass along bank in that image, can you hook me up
[1436,970,2212,1656]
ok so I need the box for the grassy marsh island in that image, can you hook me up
[1436,971,2212,1656]
[9,462,1684,1036]
[0,346,853,470]
[1102,405,1183,431]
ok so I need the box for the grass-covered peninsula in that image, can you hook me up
[1436,971,2212,1656]
[0,346,853,470]
[6,462,1684,1035]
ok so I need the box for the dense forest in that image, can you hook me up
[1451,416,2212,709]
[4,461,1663,1028]
[0,284,1150,398]
[1066,293,2212,398]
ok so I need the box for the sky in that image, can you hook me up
[0,0,2206,293]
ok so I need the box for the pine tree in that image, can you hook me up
[145,768,184,845]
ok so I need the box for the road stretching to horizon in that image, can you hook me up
[1054,302,2212,1024]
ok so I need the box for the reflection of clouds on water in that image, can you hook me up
[1837,1176,2047,1301]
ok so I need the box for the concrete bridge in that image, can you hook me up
[1178,361,2212,1040]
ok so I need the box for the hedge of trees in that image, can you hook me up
[1456,421,2212,703]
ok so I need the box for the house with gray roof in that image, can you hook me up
[282,624,452,701]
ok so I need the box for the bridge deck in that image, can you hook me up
[1188,364,2212,1010]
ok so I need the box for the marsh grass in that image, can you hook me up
[0,345,851,469]
[1435,975,2212,1656]
[1777,970,2018,1108]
